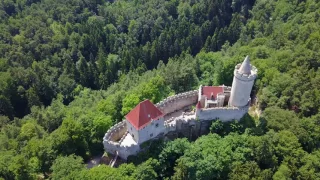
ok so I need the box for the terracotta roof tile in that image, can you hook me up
[202,86,224,99]
[125,99,163,130]
[196,101,202,109]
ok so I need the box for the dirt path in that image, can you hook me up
[86,155,102,169]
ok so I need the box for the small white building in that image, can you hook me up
[125,99,165,144]
[198,86,226,108]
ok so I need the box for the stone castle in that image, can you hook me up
[103,56,257,160]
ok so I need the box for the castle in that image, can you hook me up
[103,56,257,160]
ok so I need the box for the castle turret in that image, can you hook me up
[229,56,257,107]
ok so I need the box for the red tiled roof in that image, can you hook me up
[196,101,202,109]
[125,99,163,130]
[202,86,224,99]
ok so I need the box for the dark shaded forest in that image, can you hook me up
[1,0,320,179]
[0,0,254,118]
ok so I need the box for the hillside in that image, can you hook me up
[1,0,320,179]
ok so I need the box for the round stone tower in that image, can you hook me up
[229,56,257,107]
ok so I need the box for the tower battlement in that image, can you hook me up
[234,64,257,81]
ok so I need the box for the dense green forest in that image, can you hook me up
[0,0,254,118]
[0,0,320,179]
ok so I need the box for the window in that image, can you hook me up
[150,133,153,137]
[155,123,159,128]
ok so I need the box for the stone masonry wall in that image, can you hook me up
[103,120,132,158]
[103,121,140,159]
[164,106,249,141]
[103,138,140,160]
[197,106,249,121]
[155,90,198,114]
[104,121,127,142]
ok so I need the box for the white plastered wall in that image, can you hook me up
[137,117,165,144]
[126,120,139,143]
[229,75,254,107]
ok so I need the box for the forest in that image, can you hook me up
[0,0,320,179]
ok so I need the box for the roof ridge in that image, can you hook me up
[126,99,163,130]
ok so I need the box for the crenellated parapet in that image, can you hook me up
[223,86,232,92]
[104,120,127,142]
[164,119,177,132]
[155,90,198,115]
[196,105,249,122]
[234,67,257,81]
[103,137,140,160]
[202,105,249,111]
[103,123,141,160]
[155,90,198,106]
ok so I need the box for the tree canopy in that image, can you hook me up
[1,0,320,179]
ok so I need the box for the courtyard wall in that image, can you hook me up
[196,106,249,121]
[155,90,198,114]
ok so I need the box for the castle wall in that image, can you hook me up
[103,120,139,160]
[196,106,249,121]
[217,94,225,107]
[165,117,212,140]
[104,121,127,142]
[103,139,140,160]
[176,118,198,139]
[117,143,140,160]
[155,90,198,115]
